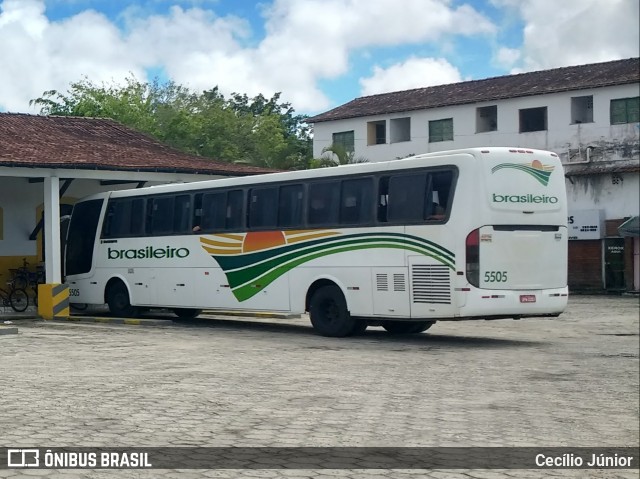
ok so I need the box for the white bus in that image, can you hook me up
[64,147,568,336]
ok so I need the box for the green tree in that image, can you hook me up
[30,77,312,170]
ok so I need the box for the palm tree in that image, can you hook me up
[309,144,368,168]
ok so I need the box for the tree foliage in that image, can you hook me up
[308,143,368,168]
[30,76,312,170]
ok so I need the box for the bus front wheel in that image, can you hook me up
[106,282,139,318]
[309,285,359,337]
[382,321,435,334]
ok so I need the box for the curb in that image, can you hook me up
[202,310,301,319]
[49,316,173,327]
[0,326,19,335]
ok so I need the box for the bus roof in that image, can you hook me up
[85,147,559,200]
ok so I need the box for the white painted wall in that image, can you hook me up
[312,83,640,163]
[0,178,39,256]
[566,172,640,220]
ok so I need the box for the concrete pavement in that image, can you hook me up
[0,295,638,478]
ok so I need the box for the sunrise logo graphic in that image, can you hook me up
[200,230,455,301]
[491,160,555,186]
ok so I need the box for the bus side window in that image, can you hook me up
[226,190,245,230]
[192,193,203,232]
[278,184,304,228]
[378,177,389,222]
[130,198,145,235]
[149,196,175,236]
[340,178,373,225]
[308,181,339,226]
[173,195,192,234]
[425,170,453,220]
[102,202,117,238]
[201,192,226,231]
[249,187,278,229]
[104,199,142,238]
[388,174,426,222]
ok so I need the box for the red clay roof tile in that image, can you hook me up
[308,58,640,123]
[0,113,275,176]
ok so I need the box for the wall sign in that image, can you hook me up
[567,209,604,240]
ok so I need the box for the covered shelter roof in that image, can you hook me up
[0,113,273,176]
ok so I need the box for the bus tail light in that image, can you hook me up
[466,228,480,288]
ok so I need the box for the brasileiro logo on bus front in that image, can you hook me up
[491,160,559,204]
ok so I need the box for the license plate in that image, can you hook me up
[520,295,536,303]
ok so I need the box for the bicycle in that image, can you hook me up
[9,260,45,307]
[10,258,43,290]
[0,274,29,312]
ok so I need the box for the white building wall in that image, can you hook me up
[312,83,640,163]
[566,173,639,220]
[312,82,639,291]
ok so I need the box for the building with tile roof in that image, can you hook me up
[0,113,275,300]
[308,58,640,292]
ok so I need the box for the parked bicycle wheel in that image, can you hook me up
[9,288,29,312]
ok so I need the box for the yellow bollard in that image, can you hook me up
[38,283,70,320]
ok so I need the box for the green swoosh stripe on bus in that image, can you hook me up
[206,233,456,302]
[491,163,553,186]
[229,242,455,302]
[213,232,454,271]
[224,236,454,287]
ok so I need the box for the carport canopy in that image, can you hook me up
[0,113,273,285]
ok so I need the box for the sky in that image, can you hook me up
[0,0,638,116]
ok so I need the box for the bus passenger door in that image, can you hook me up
[408,256,457,318]
[371,268,410,317]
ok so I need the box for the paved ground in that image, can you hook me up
[0,295,638,478]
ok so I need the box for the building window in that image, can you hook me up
[367,120,386,145]
[571,96,593,124]
[332,131,355,153]
[390,117,411,143]
[519,107,547,132]
[610,97,639,124]
[428,118,453,143]
[476,106,497,133]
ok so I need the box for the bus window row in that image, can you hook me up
[101,168,456,238]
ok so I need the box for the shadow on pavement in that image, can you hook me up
[173,316,544,349]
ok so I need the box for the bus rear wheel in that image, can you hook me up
[106,282,139,318]
[173,308,202,320]
[309,285,358,337]
[382,321,435,334]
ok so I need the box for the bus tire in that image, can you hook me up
[106,281,139,318]
[309,285,357,337]
[173,308,202,320]
[382,321,435,334]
